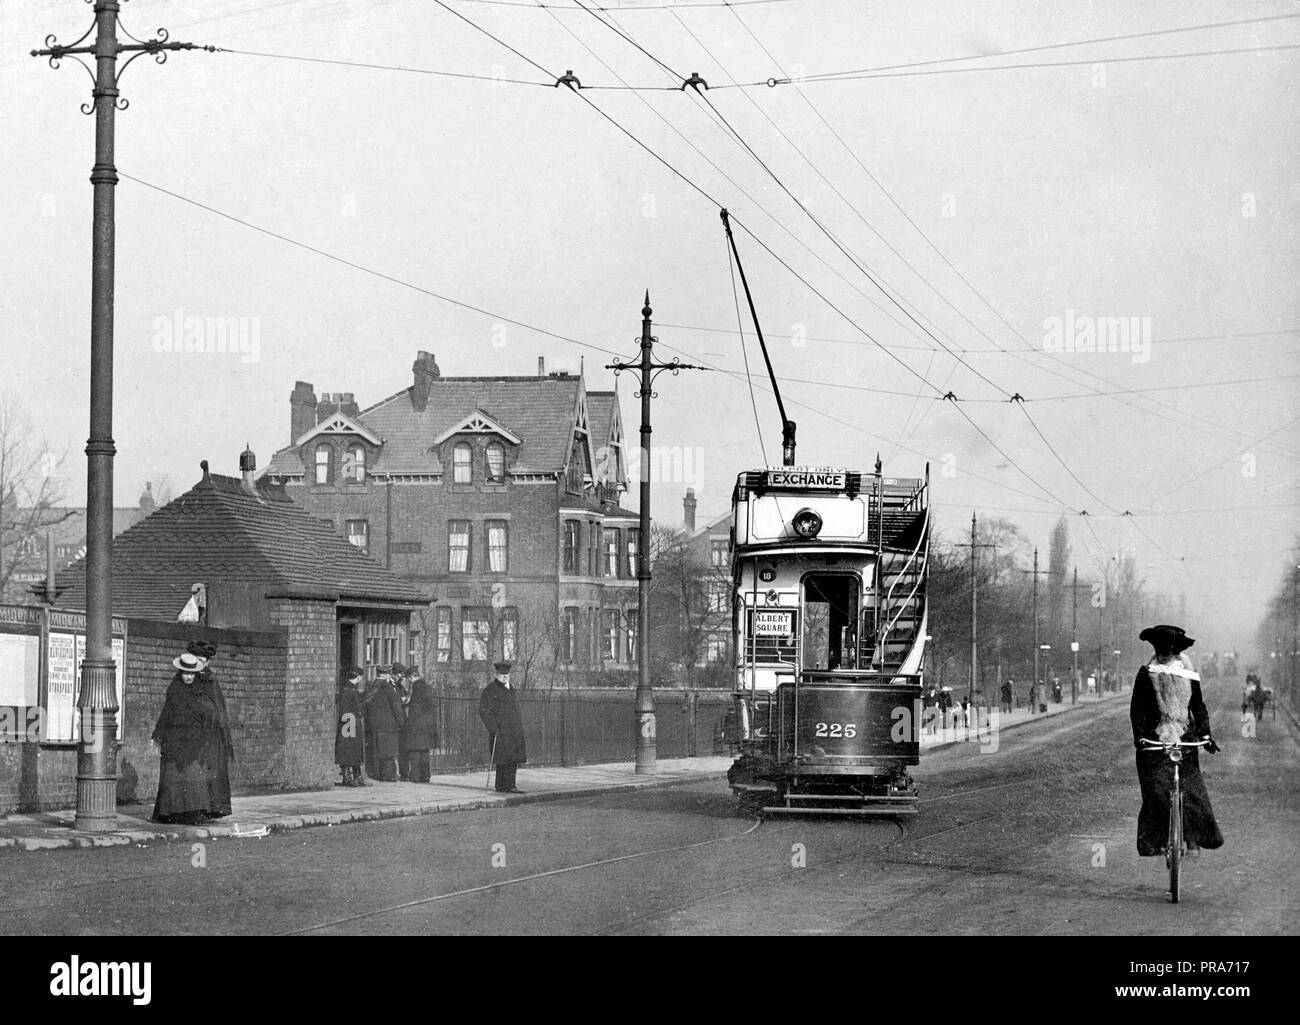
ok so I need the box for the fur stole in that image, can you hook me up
[1146,657,1197,744]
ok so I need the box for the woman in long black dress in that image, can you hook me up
[152,649,234,824]
[1131,624,1223,856]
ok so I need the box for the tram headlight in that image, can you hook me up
[791,508,823,539]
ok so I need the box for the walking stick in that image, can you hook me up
[484,735,497,793]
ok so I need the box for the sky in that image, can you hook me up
[1,0,1296,652]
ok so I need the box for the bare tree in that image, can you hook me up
[0,394,72,602]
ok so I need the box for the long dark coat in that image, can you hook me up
[1131,662,1224,856]
[365,678,405,759]
[335,685,365,766]
[402,678,439,751]
[479,679,526,765]
[152,668,233,820]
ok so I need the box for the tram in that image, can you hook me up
[726,460,930,816]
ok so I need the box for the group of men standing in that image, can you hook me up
[334,659,528,793]
[335,663,439,785]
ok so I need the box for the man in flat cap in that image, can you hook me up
[479,661,526,793]
[1131,625,1223,857]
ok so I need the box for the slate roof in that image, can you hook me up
[264,375,588,478]
[56,470,429,620]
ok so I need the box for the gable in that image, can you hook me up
[293,412,383,448]
[432,408,523,446]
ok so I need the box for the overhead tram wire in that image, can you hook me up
[575,0,1005,394]
[212,47,553,85]
[1011,399,1120,513]
[524,0,976,375]
[118,173,626,363]
[790,11,1300,84]
[724,3,1300,462]
[208,34,1298,458]
[448,1,1103,506]
[577,2,1016,402]
[666,4,1045,396]
[587,6,1162,512]
[726,236,771,467]
[772,43,1300,85]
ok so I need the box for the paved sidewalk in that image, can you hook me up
[0,757,733,853]
[0,691,1127,854]
[919,690,1125,751]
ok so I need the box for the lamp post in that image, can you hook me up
[32,2,214,831]
[606,294,705,773]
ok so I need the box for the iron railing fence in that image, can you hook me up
[426,690,733,772]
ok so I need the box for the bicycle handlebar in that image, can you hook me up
[1139,738,1209,749]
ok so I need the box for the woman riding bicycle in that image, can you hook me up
[1130,624,1224,857]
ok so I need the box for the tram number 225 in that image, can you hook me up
[813,722,857,738]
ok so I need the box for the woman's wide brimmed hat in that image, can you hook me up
[187,640,217,660]
[1139,624,1195,652]
[172,651,205,672]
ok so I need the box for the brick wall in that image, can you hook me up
[119,621,289,807]
[269,596,337,790]
[0,619,289,815]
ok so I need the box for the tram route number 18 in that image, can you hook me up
[813,722,857,738]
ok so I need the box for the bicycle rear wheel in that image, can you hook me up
[1168,792,1183,903]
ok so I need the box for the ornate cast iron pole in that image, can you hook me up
[33,1,215,831]
[607,294,705,774]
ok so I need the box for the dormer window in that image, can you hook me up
[485,442,505,483]
[314,445,334,485]
[346,444,366,484]
[453,442,472,483]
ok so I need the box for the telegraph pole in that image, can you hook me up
[953,513,996,713]
[607,294,705,773]
[1071,566,1080,705]
[1018,548,1047,712]
[33,3,214,830]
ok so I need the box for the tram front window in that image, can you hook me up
[802,574,859,671]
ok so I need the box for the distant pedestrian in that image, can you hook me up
[151,649,234,824]
[401,670,438,783]
[392,662,412,778]
[336,666,367,787]
[365,666,404,782]
[479,661,526,793]
[1000,679,1013,715]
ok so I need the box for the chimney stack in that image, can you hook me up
[411,351,441,412]
[240,444,258,495]
[338,392,360,419]
[290,381,317,443]
[316,392,340,423]
[538,356,545,377]
[683,488,697,533]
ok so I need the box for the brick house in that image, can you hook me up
[1,485,155,604]
[262,352,640,689]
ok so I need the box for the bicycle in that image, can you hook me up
[1139,738,1209,903]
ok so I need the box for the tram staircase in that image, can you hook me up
[870,491,929,671]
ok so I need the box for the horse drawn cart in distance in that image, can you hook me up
[1242,671,1273,722]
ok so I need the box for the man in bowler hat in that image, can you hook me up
[479,661,526,793]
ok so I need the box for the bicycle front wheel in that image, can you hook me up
[1168,792,1183,904]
